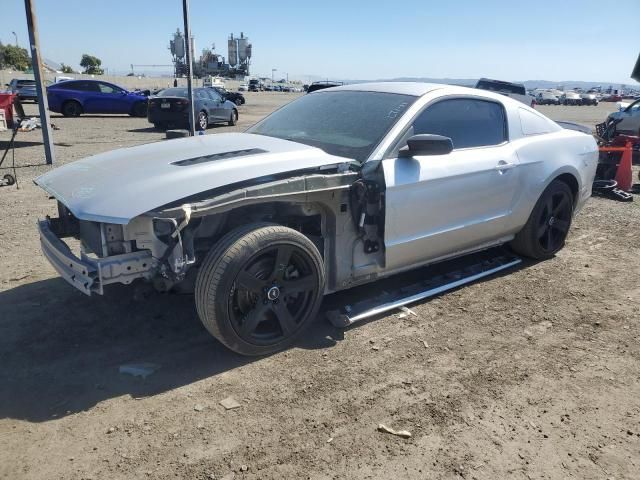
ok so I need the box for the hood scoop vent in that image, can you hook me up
[171,148,268,167]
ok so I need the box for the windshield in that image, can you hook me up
[158,88,189,98]
[247,90,415,161]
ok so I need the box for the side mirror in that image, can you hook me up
[399,134,453,157]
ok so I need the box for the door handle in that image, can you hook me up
[495,161,516,172]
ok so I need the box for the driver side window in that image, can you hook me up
[208,90,222,102]
[98,83,121,94]
[409,98,507,149]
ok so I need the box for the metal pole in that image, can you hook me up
[182,0,195,136]
[24,0,55,165]
[12,31,18,46]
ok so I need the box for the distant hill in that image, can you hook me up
[329,77,635,90]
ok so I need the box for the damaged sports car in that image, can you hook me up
[35,83,598,355]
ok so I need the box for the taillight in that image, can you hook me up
[175,99,188,111]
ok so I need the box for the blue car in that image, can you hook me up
[47,80,148,117]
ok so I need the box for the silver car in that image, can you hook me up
[35,83,598,355]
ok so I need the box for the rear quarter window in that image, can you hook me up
[53,82,79,90]
[518,108,553,136]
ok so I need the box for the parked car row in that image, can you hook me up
[9,79,241,131]
[534,90,600,106]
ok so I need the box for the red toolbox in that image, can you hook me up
[0,93,17,129]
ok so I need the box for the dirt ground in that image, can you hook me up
[1,96,639,480]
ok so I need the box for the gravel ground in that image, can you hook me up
[1,96,639,480]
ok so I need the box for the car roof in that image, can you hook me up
[321,82,444,96]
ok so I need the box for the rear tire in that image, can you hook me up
[195,223,325,356]
[234,97,243,106]
[61,100,82,117]
[197,111,208,131]
[510,180,574,260]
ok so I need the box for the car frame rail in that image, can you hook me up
[38,219,153,295]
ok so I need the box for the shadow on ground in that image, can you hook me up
[0,248,532,423]
[128,127,160,133]
[0,279,342,423]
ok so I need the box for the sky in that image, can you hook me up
[1,0,639,84]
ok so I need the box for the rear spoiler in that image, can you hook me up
[556,121,592,135]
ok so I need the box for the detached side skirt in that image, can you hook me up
[327,250,522,327]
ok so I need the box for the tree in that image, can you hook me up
[60,63,74,74]
[0,42,31,71]
[80,54,103,75]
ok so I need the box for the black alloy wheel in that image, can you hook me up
[195,224,325,356]
[535,189,572,254]
[229,244,319,346]
[510,180,574,260]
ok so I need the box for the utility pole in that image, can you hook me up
[272,68,276,83]
[24,0,55,165]
[182,0,195,136]
[12,31,18,46]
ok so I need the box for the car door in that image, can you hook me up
[73,81,104,113]
[382,97,520,271]
[195,89,213,123]
[94,82,129,114]
[206,89,227,121]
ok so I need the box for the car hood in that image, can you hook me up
[35,133,349,224]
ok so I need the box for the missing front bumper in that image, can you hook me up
[38,219,153,295]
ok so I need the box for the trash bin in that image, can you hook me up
[0,93,16,129]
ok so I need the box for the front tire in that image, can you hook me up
[510,180,574,260]
[195,224,325,356]
[228,109,238,126]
